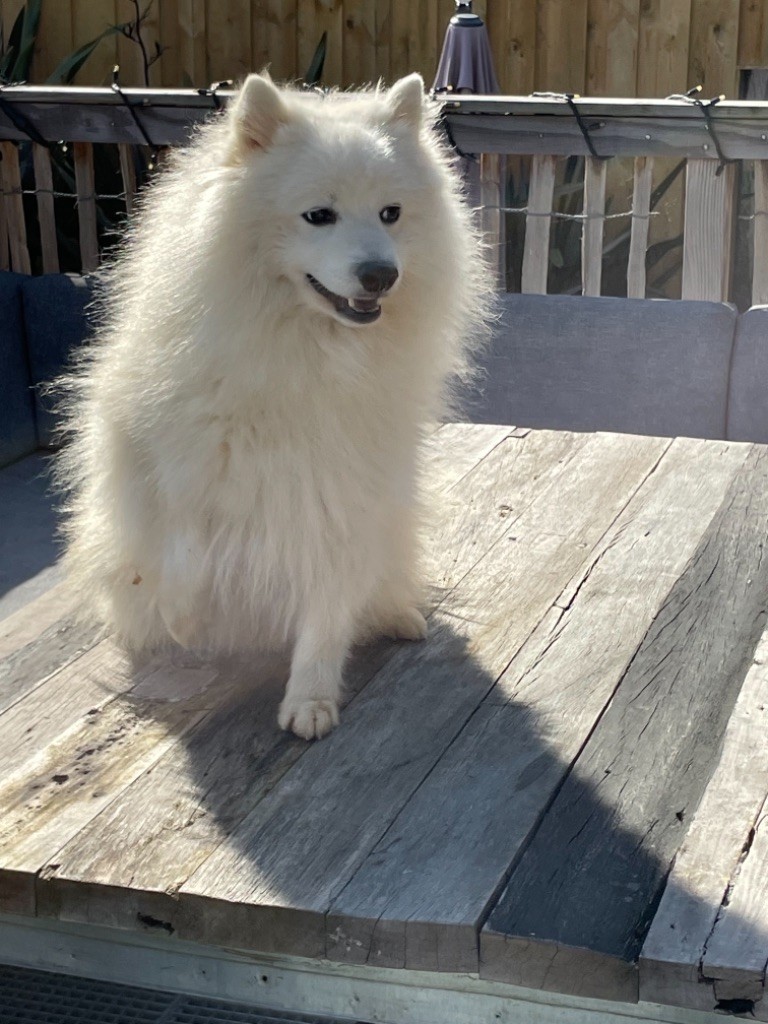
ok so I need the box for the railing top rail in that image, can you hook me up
[2,85,768,157]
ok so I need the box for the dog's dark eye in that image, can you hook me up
[302,208,337,226]
[380,205,401,225]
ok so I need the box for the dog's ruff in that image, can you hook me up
[57,73,491,739]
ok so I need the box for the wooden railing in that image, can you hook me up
[1,86,768,304]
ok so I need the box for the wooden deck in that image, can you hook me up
[1,424,767,1020]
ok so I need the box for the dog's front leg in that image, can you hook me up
[278,605,356,740]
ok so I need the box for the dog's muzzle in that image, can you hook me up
[306,261,399,325]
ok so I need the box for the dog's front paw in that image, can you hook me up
[381,607,428,642]
[278,697,339,740]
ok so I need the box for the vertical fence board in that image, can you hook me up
[298,0,343,86]
[70,0,118,86]
[73,141,99,275]
[0,141,31,274]
[118,142,138,218]
[681,159,735,301]
[582,157,607,297]
[408,0,438,86]
[389,0,410,81]
[178,0,207,86]
[521,154,556,295]
[375,0,392,85]
[753,160,768,306]
[636,0,691,97]
[341,0,376,86]
[33,0,75,81]
[486,2,536,95]
[688,0,740,97]
[479,152,507,290]
[159,0,181,86]
[536,0,588,94]
[738,0,768,68]
[205,0,252,84]
[627,155,653,299]
[5,0,763,97]
[32,144,59,274]
[586,0,640,97]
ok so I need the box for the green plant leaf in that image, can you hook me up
[303,31,327,86]
[11,0,42,82]
[0,5,24,82]
[46,24,126,85]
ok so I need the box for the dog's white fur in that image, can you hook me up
[57,73,491,739]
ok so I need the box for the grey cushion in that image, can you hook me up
[460,293,738,441]
[21,273,96,447]
[0,270,36,467]
[727,306,768,443]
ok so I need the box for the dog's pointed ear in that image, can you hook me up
[386,73,425,129]
[228,73,290,157]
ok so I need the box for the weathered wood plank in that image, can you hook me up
[688,0,740,99]
[636,0,691,99]
[72,141,99,274]
[32,143,59,274]
[681,159,735,302]
[421,422,512,494]
[700,796,768,1004]
[35,430,587,936]
[586,0,640,97]
[158,433,667,955]
[0,641,133,779]
[0,695,209,916]
[481,445,768,1001]
[0,141,31,274]
[0,611,102,718]
[177,0,207,87]
[582,157,607,296]
[486,0,536,95]
[326,438,747,976]
[739,0,768,69]
[626,155,653,299]
[640,624,768,1011]
[0,583,77,662]
[204,0,252,84]
[412,0,440,86]
[535,0,588,95]
[753,160,768,306]
[342,0,377,87]
[521,154,556,295]
[444,113,768,161]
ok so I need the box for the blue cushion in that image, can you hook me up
[21,273,96,447]
[460,293,737,440]
[727,306,768,443]
[0,270,36,466]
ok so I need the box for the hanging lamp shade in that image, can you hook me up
[432,1,500,94]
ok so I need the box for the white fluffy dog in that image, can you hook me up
[58,73,490,739]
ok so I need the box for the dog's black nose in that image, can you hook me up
[356,261,399,295]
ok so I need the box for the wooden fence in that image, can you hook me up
[1,85,768,305]
[1,0,767,98]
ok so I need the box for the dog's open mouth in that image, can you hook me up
[306,274,382,324]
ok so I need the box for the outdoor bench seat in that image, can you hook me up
[460,292,745,442]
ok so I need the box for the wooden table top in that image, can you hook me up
[1,424,767,1016]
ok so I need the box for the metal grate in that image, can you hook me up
[0,966,364,1024]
